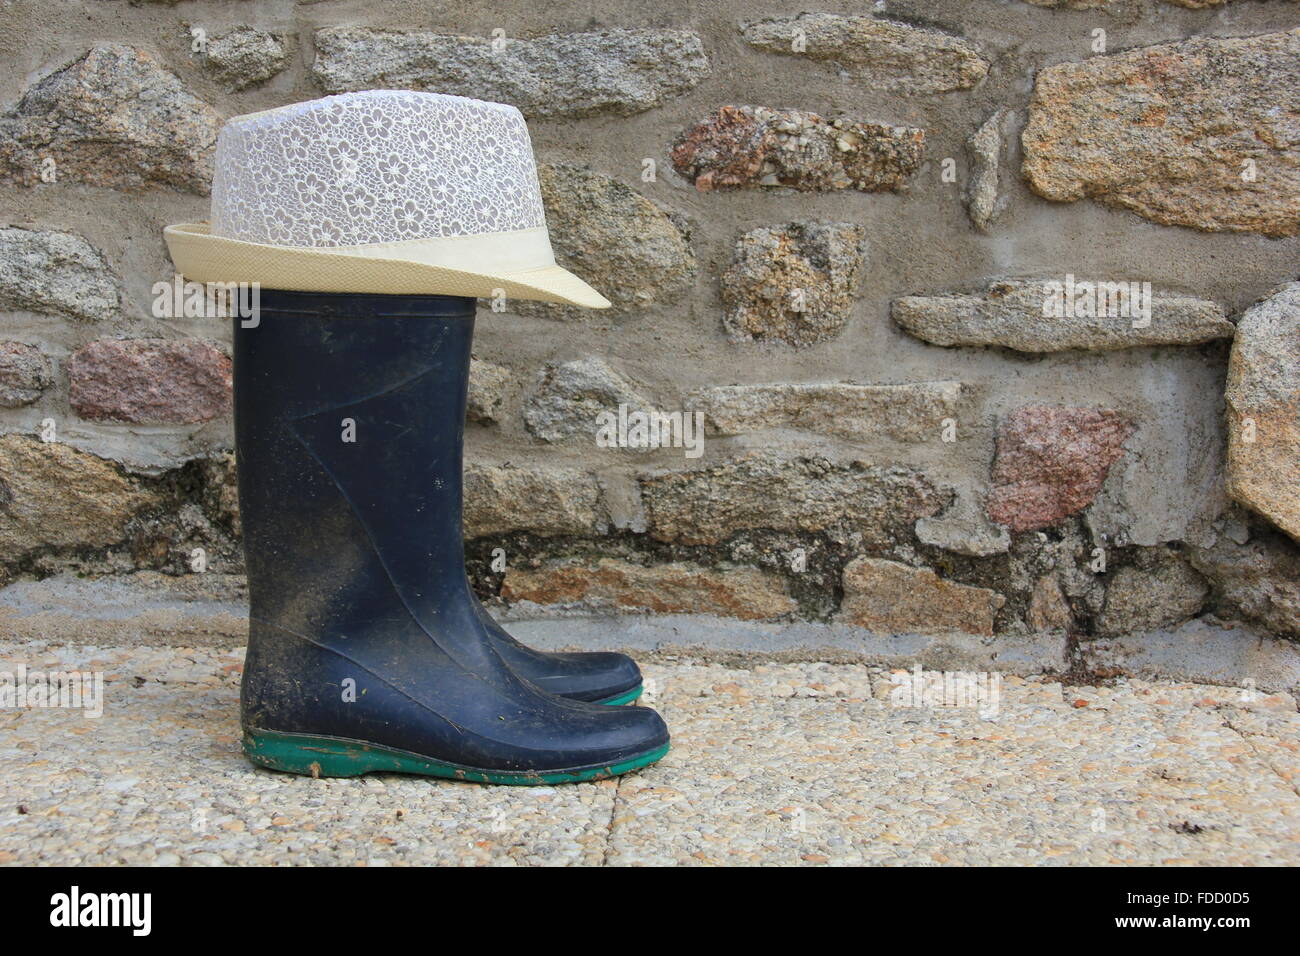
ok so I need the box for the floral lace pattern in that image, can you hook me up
[210,91,548,247]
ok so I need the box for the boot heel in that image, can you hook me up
[243,729,385,778]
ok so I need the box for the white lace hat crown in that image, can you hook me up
[164,90,610,308]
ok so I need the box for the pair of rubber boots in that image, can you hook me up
[235,291,669,784]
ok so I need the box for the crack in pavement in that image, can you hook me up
[596,774,623,867]
[1220,714,1300,801]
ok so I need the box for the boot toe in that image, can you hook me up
[581,701,669,765]
[549,650,643,703]
[489,627,644,703]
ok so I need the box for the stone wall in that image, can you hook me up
[0,0,1297,661]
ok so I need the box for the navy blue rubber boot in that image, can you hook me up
[233,291,668,783]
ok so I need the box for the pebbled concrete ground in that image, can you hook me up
[0,640,1296,866]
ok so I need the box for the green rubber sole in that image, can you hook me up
[596,684,644,707]
[243,728,669,785]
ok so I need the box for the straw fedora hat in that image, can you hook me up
[165,90,610,309]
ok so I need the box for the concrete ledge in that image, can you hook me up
[1080,618,1300,698]
[0,572,248,647]
[1,572,1296,693]
[502,613,1069,675]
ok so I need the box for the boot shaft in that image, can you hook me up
[232,291,477,631]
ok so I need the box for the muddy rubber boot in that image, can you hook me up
[234,291,669,784]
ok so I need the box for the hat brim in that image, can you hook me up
[163,223,611,310]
